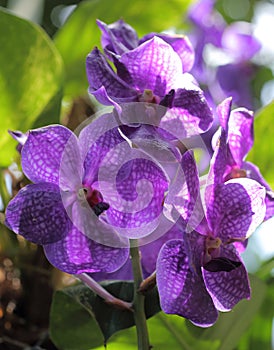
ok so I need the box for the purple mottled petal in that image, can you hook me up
[119,37,182,97]
[222,22,261,62]
[21,125,78,186]
[167,151,206,234]
[65,194,129,248]
[228,108,254,165]
[44,225,129,274]
[216,97,232,130]
[205,129,229,213]
[79,113,126,187]
[242,161,271,190]
[265,193,274,220]
[140,225,182,275]
[140,33,195,72]
[5,183,70,245]
[203,245,250,311]
[86,48,138,100]
[89,257,133,282]
[104,156,168,238]
[160,84,213,138]
[206,178,266,241]
[97,19,138,57]
[157,239,218,327]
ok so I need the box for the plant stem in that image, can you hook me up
[130,239,151,350]
[76,273,133,311]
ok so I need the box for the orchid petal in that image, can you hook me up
[86,47,137,100]
[5,183,70,245]
[119,37,182,97]
[157,239,218,327]
[21,125,80,188]
[206,178,266,241]
[203,245,250,311]
[228,108,254,165]
[140,33,195,72]
[44,225,129,274]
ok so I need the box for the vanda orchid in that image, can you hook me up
[2,10,272,350]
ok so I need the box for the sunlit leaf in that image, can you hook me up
[54,0,194,97]
[247,100,274,188]
[0,8,64,166]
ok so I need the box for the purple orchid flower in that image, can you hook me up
[211,97,274,220]
[188,0,261,108]
[86,20,213,138]
[156,148,266,327]
[5,113,169,274]
[96,19,195,73]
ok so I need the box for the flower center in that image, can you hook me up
[224,167,247,182]
[78,187,109,216]
[203,236,222,265]
[138,89,160,104]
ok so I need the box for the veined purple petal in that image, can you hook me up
[5,183,70,245]
[167,151,206,233]
[21,125,78,186]
[206,178,266,241]
[156,239,218,327]
[119,37,182,97]
[89,257,133,282]
[97,19,138,57]
[202,245,250,311]
[205,129,229,213]
[79,114,126,187]
[86,47,138,100]
[228,108,254,165]
[105,157,168,237]
[243,161,271,190]
[140,33,195,72]
[160,86,213,138]
[216,97,232,130]
[140,224,182,275]
[44,225,129,274]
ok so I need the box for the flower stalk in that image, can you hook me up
[130,239,151,350]
[76,273,133,311]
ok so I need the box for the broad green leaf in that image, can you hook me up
[247,100,274,188]
[50,280,160,349]
[50,288,104,350]
[0,8,64,166]
[94,275,266,350]
[54,0,194,97]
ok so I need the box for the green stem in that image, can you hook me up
[0,168,10,210]
[130,239,150,350]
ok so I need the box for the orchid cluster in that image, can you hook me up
[188,0,261,109]
[4,17,271,332]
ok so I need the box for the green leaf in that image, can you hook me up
[54,0,194,97]
[247,100,274,188]
[50,280,160,349]
[237,277,274,350]
[93,275,267,350]
[0,8,64,167]
[50,287,104,350]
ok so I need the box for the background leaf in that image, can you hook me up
[247,100,274,188]
[0,8,64,166]
[50,280,160,349]
[54,0,194,97]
